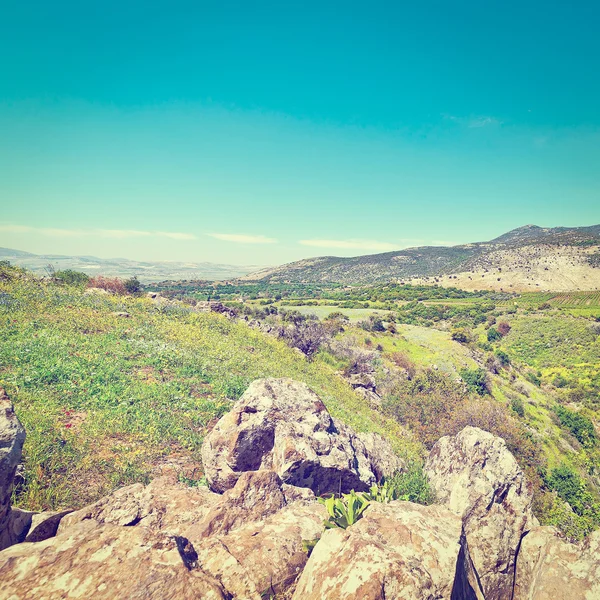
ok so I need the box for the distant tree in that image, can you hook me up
[124,276,142,294]
[451,328,470,343]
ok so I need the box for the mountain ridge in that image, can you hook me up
[241,224,600,291]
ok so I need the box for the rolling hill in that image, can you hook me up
[0,247,260,282]
[242,224,600,291]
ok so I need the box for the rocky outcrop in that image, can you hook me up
[0,388,26,550]
[201,378,403,494]
[425,426,534,600]
[513,526,600,600]
[0,520,229,599]
[2,379,599,599]
[293,501,463,600]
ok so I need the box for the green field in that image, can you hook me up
[512,291,600,316]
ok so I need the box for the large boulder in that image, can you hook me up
[0,520,228,599]
[0,388,26,550]
[425,426,534,600]
[292,501,464,600]
[201,378,403,494]
[513,526,600,600]
[0,471,327,599]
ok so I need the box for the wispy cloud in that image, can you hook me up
[0,224,196,240]
[299,239,399,252]
[207,233,278,244]
[444,114,502,128]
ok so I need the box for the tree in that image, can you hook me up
[124,276,142,294]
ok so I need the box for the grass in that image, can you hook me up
[0,278,419,511]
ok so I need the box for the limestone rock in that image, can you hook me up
[201,378,401,494]
[425,426,534,600]
[0,520,228,599]
[196,501,327,599]
[187,470,290,539]
[0,388,26,551]
[513,526,600,600]
[59,476,219,536]
[292,501,463,600]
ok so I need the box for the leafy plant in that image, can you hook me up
[319,490,371,529]
[384,464,435,505]
[555,406,597,448]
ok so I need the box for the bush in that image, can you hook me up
[451,328,470,343]
[487,327,502,342]
[510,395,525,418]
[545,465,600,523]
[390,352,416,379]
[87,276,126,295]
[279,321,330,358]
[497,321,511,336]
[555,406,597,448]
[494,349,510,366]
[124,276,142,294]
[55,269,89,286]
[459,368,489,396]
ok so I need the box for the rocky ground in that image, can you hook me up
[0,379,598,599]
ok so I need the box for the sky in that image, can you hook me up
[1,0,599,266]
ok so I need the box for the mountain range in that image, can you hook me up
[242,224,600,291]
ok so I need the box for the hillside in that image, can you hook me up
[0,247,260,282]
[242,224,600,290]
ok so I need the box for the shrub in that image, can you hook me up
[124,276,142,294]
[55,269,89,286]
[555,406,597,448]
[525,371,542,387]
[510,395,525,418]
[451,328,470,343]
[494,349,510,366]
[545,465,600,522]
[87,276,126,295]
[279,321,330,358]
[497,321,511,336]
[487,327,502,342]
[459,368,489,396]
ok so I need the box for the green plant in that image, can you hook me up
[495,349,510,366]
[124,276,142,294]
[384,464,435,505]
[319,490,371,529]
[510,395,525,418]
[55,269,90,286]
[460,368,489,396]
[555,406,597,448]
[487,327,501,342]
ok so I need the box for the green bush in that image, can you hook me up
[555,406,597,448]
[55,269,90,286]
[510,396,525,418]
[460,368,489,396]
[545,465,600,521]
[487,327,502,342]
[494,349,510,366]
[451,328,470,343]
[124,277,142,294]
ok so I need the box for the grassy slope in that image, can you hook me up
[0,278,418,511]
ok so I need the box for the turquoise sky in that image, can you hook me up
[1,0,599,265]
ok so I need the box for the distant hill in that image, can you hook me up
[0,248,260,282]
[241,225,600,291]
